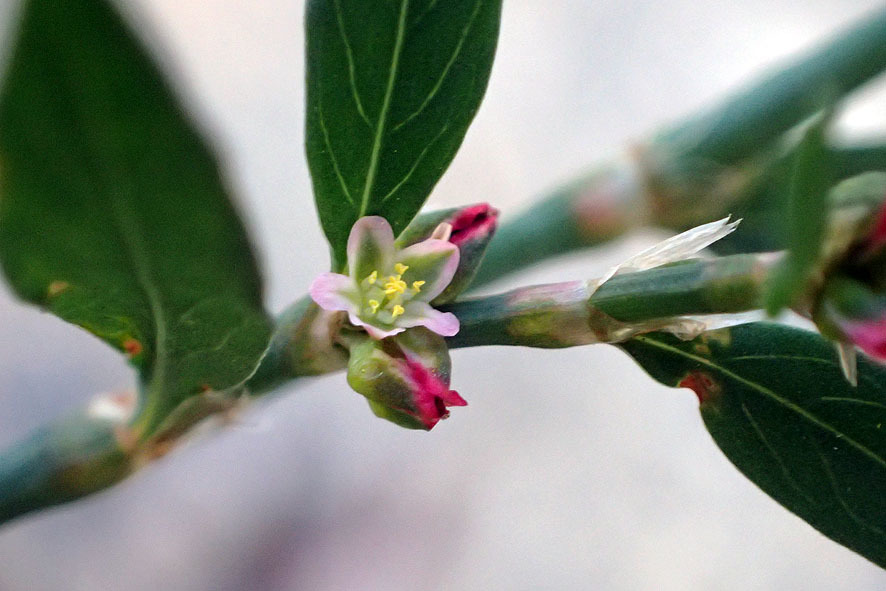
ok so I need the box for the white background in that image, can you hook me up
[0,0,885,589]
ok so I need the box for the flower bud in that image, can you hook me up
[815,277,886,361]
[396,203,499,304]
[812,173,886,363]
[346,328,466,430]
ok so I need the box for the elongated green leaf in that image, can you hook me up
[0,0,271,431]
[306,0,502,269]
[620,323,886,568]
[765,114,833,314]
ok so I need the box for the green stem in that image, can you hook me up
[0,411,133,524]
[449,253,777,349]
[657,6,886,166]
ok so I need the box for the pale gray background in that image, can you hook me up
[0,1,885,589]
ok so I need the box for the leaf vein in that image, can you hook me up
[410,0,440,28]
[820,397,886,412]
[814,439,886,537]
[332,0,372,128]
[52,44,170,394]
[381,122,450,203]
[741,402,818,507]
[358,0,410,217]
[393,0,484,132]
[317,92,355,205]
[635,335,886,469]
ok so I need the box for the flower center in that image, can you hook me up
[361,262,424,322]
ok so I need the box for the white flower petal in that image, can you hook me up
[396,239,459,301]
[309,272,359,313]
[347,216,395,280]
[399,301,460,336]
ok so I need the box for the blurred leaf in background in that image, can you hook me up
[0,0,272,433]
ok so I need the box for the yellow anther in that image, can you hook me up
[394,263,409,275]
[412,280,426,293]
[383,276,407,295]
[368,299,380,314]
[365,270,378,284]
[391,304,405,318]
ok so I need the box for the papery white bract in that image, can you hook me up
[310,216,460,339]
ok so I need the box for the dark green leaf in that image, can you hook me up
[305,0,502,269]
[0,0,271,432]
[621,323,886,568]
[764,113,832,314]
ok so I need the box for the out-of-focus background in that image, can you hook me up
[0,1,885,589]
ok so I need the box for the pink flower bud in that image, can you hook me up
[395,203,499,304]
[346,329,466,430]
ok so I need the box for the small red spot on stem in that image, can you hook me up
[123,338,143,357]
[678,371,720,404]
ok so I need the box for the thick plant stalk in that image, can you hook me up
[447,253,776,349]
[0,393,136,523]
[250,252,780,384]
[656,7,886,167]
[0,251,780,524]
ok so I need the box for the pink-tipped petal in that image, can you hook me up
[309,273,359,312]
[348,312,405,340]
[401,356,465,429]
[347,216,395,280]
[441,389,467,406]
[397,239,460,301]
[400,301,460,336]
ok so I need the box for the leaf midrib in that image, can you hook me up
[358,0,410,218]
[634,334,886,470]
[48,28,170,399]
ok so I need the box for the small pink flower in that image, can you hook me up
[310,216,460,339]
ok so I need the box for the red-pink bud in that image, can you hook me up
[840,317,886,360]
[394,203,500,304]
[815,277,886,362]
[448,203,498,247]
[346,329,466,430]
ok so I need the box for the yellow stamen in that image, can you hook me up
[412,280,426,293]
[368,299,380,314]
[394,263,409,275]
[383,276,407,295]
[391,304,405,318]
[365,270,378,284]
